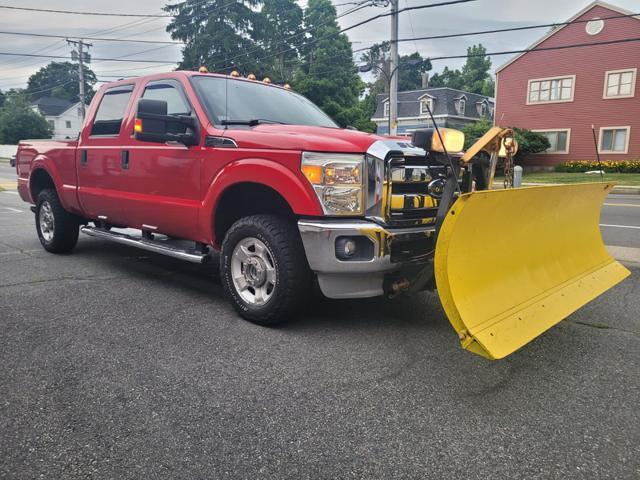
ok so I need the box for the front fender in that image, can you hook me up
[200,158,323,244]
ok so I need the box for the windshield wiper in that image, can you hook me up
[221,118,285,126]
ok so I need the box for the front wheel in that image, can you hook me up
[35,189,79,253]
[220,215,312,325]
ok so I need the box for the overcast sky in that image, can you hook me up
[0,0,637,91]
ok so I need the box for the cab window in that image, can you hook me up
[141,81,192,135]
[91,85,134,136]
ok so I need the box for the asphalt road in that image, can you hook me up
[1,165,639,479]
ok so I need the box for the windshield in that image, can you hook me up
[191,75,338,129]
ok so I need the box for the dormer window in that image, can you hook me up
[420,97,433,115]
[383,101,389,118]
[457,97,466,115]
[480,103,487,117]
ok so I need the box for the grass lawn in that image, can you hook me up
[496,172,640,186]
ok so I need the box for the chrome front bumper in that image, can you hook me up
[298,219,435,299]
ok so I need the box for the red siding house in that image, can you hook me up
[495,2,639,167]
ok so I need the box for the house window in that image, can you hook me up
[65,120,72,129]
[77,107,83,117]
[534,129,570,154]
[419,98,433,115]
[527,76,575,104]
[604,69,636,99]
[457,98,466,115]
[383,101,389,118]
[599,127,630,154]
[47,120,55,130]
[480,103,487,117]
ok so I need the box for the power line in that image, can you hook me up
[0,4,170,17]
[428,36,640,61]
[0,29,184,45]
[218,0,476,71]
[0,51,179,64]
[397,11,640,43]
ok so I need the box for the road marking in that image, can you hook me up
[604,203,640,208]
[2,190,19,195]
[3,207,22,213]
[0,182,17,189]
[601,223,640,230]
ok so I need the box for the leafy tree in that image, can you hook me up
[461,44,492,95]
[256,0,304,81]
[461,119,550,160]
[359,43,431,92]
[428,44,495,96]
[428,66,464,90]
[397,52,432,91]
[27,62,97,103]
[165,0,264,74]
[0,90,5,109]
[293,0,365,127]
[0,93,51,144]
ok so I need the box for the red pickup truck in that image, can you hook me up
[15,70,457,324]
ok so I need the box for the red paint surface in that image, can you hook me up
[16,71,384,246]
[495,5,640,166]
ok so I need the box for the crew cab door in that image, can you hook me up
[121,79,201,239]
[77,84,135,226]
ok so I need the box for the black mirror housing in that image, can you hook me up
[134,98,199,146]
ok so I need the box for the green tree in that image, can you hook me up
[0,90,5,109]
[397,52,432,91]
[461,119,550,160]
[165,0,264,74]
[256,0,304,81]
[293,0,365,127]
[461,44,492,95]
[428,66,464,90]
[428,44,495,96]
[0,93,51,144]
[26,62,97,103]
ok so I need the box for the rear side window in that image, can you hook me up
[91,85,134,136]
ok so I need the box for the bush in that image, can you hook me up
[461,120,550,160]
[555,160,640,173]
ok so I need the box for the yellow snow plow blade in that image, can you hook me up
[434,183,630,360]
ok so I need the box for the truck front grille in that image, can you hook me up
[386,157,446,226]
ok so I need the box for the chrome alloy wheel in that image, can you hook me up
[39,201,55,242]
[231,237,277,306]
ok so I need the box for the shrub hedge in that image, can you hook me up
[555,160,640,173]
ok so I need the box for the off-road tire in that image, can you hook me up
[35,189,79,253]
[220,214,312,326]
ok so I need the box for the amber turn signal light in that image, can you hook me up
[134,118,143,133]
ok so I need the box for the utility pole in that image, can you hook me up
[67,39,92,120]
[389,0,399,136]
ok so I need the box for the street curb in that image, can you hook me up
[607,246,640,267]
[520,182,640,195]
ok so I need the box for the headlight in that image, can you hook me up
[301,152,364,215]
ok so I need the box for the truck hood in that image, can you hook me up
[215,124,385,153]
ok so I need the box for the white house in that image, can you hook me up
[31,97,87,140]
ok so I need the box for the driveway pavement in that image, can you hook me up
[0,178,639,479]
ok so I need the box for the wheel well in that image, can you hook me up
[214,183,295,244]
[30,168,55,201]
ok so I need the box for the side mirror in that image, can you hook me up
[134,98,199,146]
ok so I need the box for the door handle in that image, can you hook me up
[121,150,130,170]
[80,150,88,167]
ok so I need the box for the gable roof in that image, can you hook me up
[31,96,74,116]
[496,1,640,74]
[372,87,494,120]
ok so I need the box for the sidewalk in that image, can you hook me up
[522,182,640,195]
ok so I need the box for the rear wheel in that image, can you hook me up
[35,189,79,253]
[220,215,312,325]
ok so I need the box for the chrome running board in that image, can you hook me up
[80,226,209,264]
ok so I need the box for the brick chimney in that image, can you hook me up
[421,72,429,88]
